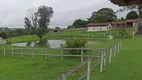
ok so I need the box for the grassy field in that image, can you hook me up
[3,29,142,80]
[8,29,121,43]
[0,45,82,80]
[90,35,142,80]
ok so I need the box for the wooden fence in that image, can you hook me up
[3,48,102,63]
[57,40,122,80]
[3,40,122,80]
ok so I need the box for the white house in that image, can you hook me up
[87,22,112,32]
[87,19,137,32]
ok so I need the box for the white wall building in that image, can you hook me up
[87,23,112,32]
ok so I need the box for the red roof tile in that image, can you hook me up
[111,22,125,25]
[125,19,137,23]
[88,22,110,26]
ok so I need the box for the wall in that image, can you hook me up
[87,25,109,32]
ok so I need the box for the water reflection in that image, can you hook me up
[12,40,66,48]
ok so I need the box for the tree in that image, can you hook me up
[72,19,87,28]
[88,8,117,23]
[0,32,8,39]
[24,7,39,34]
[55,27,60,30]
[67,25,74,29]
[24,17,32,34]
[126,11,138,19]
[117,4,142,18]
[24,5,54,39]
[37,6,54,39]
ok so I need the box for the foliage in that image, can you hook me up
[55,27,60,30]
[88,8,117,23]
[24,5,54,39]
[36,27,44,39]
[118,28,133,38]
[67,25,74,29]
[126,11,138,19]
[0,32,8,39]
[66,37,87,54]
[37,5,54,39]
[24,17,32,34]
[72,19,87,28]
[37,39,47,47]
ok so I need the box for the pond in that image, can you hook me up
[12,40,66,48]
[11,40,98,48]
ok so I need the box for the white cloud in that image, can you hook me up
[0,0,128,28]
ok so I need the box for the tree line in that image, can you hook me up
[68,8,138,29]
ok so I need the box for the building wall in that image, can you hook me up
[87,25,109,32]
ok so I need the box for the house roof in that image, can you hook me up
[111,22,125,25]
[125,19,137,23]
[88,22,110,26]
[88,19,137,27]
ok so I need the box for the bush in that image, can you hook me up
[65,37,87,55]
[0,32,8,39]
[118,28,128,38]
[118,28,133,38]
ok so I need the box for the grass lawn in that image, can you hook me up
[8,29,121,43]
[90,35,142,80]
[4,30,142,80]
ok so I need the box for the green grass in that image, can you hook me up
[90,35,142,80]
[8,29,121,43]
[4,30,142,80]
[0,44,82,80]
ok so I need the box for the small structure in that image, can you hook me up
[87,22,112,32]
[125,19,137,28]
[107,35,113,40]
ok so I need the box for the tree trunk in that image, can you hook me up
[138,4,142,19]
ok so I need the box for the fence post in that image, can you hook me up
[118,41,120,54]
[21,48,23,58]
[32,47,35,59]
[61,48,63,61]
[12,48,14,57]
[100,50,104,72]
[87,58,91,80]
[103,49,106,67]
[120,41,122,50]
[114,44,116,57]
[81,48,84,63]
[62,73,66,80]
[109,46,113,64]
[3,48,6,56]
[45,48,48,60]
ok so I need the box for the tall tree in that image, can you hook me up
[126,11,138,19]
[88,8,117,23]
[24,7,38,34]
[24,17,32,34]
[37,6,54,39]
[72,19,87,28]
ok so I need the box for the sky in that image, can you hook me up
[0,0,128,28]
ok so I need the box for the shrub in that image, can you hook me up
[118,28,128,38]
[0,32,8,39]
[65,37,87,55]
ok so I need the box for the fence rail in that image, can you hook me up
[3,40,122,80]
[57,40,122,80]
[3,47,103,63]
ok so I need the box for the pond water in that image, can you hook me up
[11,40,98,48]
[12,40,66,48]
